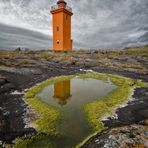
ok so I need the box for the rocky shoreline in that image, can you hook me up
[0,47,148,147]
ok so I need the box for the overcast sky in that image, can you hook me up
[0,0,148,50]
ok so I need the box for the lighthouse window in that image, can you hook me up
[57,40,60,44]
[57,26,59,31]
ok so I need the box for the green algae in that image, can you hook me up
[14,133,53,148]
[14,73,148,148]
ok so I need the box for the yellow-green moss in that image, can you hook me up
[14,133,54,148]
[14,73,148,148]
[26,97,59,134]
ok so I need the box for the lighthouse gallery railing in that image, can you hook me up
[51,5,72,12]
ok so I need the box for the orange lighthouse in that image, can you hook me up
[50,0,73,51]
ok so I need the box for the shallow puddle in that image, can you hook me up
[37,78,117,147]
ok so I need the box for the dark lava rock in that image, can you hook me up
[0,78,7,86]
[0,93,36,144]
[51,57,63,63]
[103,88,148,127]
[0,83,15,94]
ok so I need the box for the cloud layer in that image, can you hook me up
[0,0,148,49]
[0,23,51,49]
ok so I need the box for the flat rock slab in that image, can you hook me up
[0,78,7,86]
[0,83,15,94]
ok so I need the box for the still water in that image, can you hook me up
[37,78,116,147]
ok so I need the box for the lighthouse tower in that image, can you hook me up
[50,0,73,51]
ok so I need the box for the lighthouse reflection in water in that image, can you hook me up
[53,80,71,106]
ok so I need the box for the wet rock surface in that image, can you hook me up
[103,87,148,127]
[0,79,36,144]
[0,48,147,146]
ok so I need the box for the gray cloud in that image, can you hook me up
[0,0,147,49]
[0,23,51,50]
